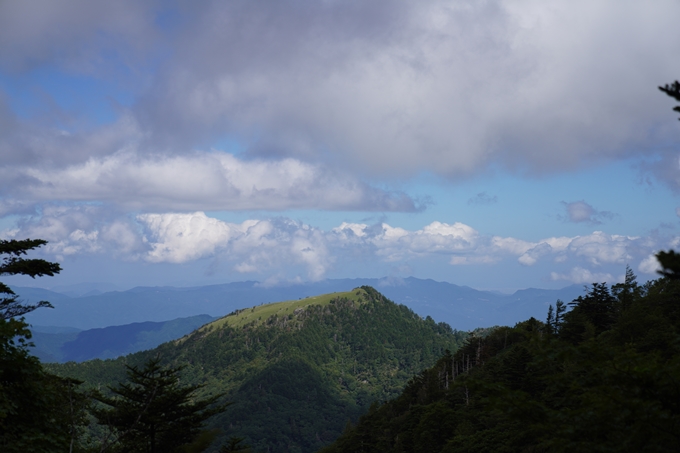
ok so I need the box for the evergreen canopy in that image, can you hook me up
[93,356,229,453]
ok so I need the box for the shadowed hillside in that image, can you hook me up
[49,286,467,452]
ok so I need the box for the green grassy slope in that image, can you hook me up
[197,289,365,332]
[50,286,468,453]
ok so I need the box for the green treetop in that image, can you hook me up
[93,356,230,453]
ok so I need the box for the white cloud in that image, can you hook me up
[487,231,645,270]
[332,222,368,239]
[567,231,636,265]
[518,243,553,266]
[550,267,615,285]
[13,205,97,241]
[491,236,535,256]
[139,212,244,263]
[639,254,661,275]
[45,229,101,258]
[6,151,419,212]
[1,205,106,259]
[138,213,331,280]
[368,221,481,262]
[100,220,145,256]
[1,209,671,284]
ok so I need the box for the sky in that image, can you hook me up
[2,0,680,292]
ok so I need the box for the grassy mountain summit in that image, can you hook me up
[197,289,365,331]
[50,286,467,452]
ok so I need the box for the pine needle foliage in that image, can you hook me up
[92,356,229,453]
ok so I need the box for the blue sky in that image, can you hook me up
[2,0,680,292]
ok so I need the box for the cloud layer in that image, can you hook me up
[1,0,680,199]
[1,150,420,212]
[3,209,669,284]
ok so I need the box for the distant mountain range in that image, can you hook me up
[30,315,214,363]
[18,277,584,331]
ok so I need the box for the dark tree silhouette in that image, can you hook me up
[93,356,229,453]
[656,250,680,280]
[659,80,680,120]
[0,239,61,320]
[0,239,85,453]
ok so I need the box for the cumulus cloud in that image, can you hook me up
[1,205,109,259]
[139,213,331,280]
[331,222,656,275]
[561,201,614,225]
[139,212,243,263]
[1,151,421,212]
[566,231,635,265]
[134,216,666,281]
[550,267,615,285]
[341,221,484,263]
[638,254,661,275]
[1,209,670,283]
[518,242,553,266]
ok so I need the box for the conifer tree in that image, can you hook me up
[554,299,566,330]
[0,238,61,320]
[659,80,680,119]
[545,305,555,334]
[93,356,229,453]
[0,239,86,453]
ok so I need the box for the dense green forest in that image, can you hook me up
[320,263,680,453]
[46,286,467,452]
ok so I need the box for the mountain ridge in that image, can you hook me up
[49,286,468,453]
[18,277,583,331]
[30,315,215,363]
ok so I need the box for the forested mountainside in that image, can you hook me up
[30,315,215,362]
[320,267,680,453]
[49,287,467,453]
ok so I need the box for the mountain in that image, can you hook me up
[48,287,468,453]
[319,279,680,453]
[30,315,215,363]
[18,278,584,331]
[48,282,124,297]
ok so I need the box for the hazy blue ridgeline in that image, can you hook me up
[17,277,584,331]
